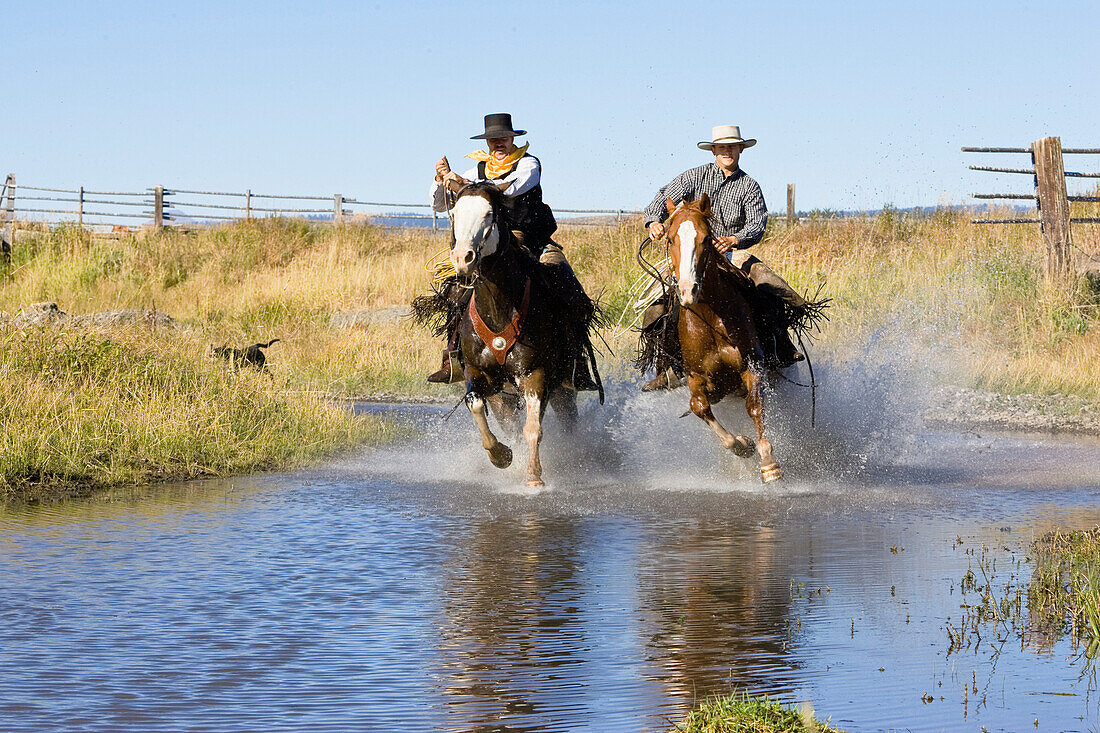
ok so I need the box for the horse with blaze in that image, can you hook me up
[412,181,603,487]
[663,194,784,483]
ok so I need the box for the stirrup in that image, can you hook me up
[427,349,463,384]
[642,367,682,392]
[563,359,599,392]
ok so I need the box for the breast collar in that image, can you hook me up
[468,277,532,365]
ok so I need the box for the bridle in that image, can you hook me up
[666,206,715,293]
[448,185,518,306]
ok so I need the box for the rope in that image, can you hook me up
[615,235,674,339]
[426,174,460,285]
[612,253,671,337]
[426,247,457,285]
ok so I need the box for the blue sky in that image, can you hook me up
[7,1,1099,216]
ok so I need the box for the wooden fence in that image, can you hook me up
[0,175,642,243]
[964,137,1100,280]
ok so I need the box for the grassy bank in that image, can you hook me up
[669,692,844,732]
[1,205,1097,497]
[0,327,392,501]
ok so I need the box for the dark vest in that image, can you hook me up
[479,155,558,250]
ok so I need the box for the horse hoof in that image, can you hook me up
[526,477,545,488]
[760,463,783,483]
[729,436,756,457]
[488,444,513,469]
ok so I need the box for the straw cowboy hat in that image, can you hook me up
[698,124,756,151]
[470,113,527,140]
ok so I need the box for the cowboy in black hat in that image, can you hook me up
[426,114,599,392]
[431,113,557,253]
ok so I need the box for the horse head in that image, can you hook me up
[665,194,712,305]
[449,180,512,278]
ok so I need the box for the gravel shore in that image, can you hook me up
[924,386,1100,436]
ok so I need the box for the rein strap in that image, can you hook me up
[468,277,532,365]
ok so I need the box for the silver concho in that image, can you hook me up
[491,336,507,351]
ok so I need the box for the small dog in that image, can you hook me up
[209,339,280,373]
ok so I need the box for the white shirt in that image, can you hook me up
[430,155,542,212]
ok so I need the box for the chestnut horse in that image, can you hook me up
[664,195,783,483]
[413,181,603,487]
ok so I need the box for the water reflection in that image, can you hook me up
[638,521,795,701]
[436,514,591,730]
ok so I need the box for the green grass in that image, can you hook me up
[0,327,397,501]
[1029,527,1100,657]
[670,692,844,733]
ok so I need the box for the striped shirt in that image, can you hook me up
[643,163,768,247]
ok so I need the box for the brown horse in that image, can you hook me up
[413,181,603,487]
[664,195,783,483]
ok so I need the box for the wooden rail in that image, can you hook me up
[964,137,1100,281]
[2,177,644,236]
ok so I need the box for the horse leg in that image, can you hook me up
[520,370,548,487]
[742,369,782,483]
[547,386,578,432]
[686,373,756,458]
[486,391,520,433]
[467,392,513,469]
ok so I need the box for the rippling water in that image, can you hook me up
[3,390,1100,731]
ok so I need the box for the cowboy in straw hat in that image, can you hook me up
[638,124,815,391]
[425,113,600,392]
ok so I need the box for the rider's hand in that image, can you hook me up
[714,235,739,253]
[443,171,467,187]
[435,157,451,182]
[648,221,666,240]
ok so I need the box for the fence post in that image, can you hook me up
[153,185,164,231]
[786,184,796,228]
[1,174,15,264]
[246,189,252,220]
[78,186,84,227]
[334,194,344,224]
[1031,136,1073,280]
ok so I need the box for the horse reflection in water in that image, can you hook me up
[664,195,784,483]
[413,181,603,487]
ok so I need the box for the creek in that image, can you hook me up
[3,392,1100,731]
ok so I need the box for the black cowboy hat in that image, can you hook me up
[470,113,527,140]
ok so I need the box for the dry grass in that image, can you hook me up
[755,204,1100,400]
[4,205,1099,404]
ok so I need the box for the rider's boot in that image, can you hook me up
[427,349,463,383]
[770,331,805,370]
[642,354,683,391]
[427,327,463,383]
[564,352,600,392]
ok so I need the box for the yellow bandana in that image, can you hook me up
[466,143,530,181]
